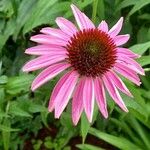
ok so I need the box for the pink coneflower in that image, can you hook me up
[23,4,144,125]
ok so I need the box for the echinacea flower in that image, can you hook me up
[22,4,144,125]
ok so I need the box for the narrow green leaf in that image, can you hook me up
[81,113,91,143]
[127,117,150,149]
[129,41,150,55]
[116,0,137,12]
[77,144,105,150]
[90,128,140,150]
[137,56,150,66]
[9,102,32,117]
[139,14,150,20]
[6,74,34,94]
[13,0,37,39]
[110,118,142,146]
[23,0,58,34]
[128,0,150,17]
[0,124,20,132]
[0,75,8,84]
[28,104,47,113]
[2,119,10,150]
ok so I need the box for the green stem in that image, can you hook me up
[92,0,98,23]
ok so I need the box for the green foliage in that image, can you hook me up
[0,0,150,149]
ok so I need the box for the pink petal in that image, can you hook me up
[54,71,79,118]
[25,45,67,55]
[31,63,70,91]
[30,34,67,46]
[56,17,78,36]
[113,34,130,46]
[114,63,141,86]
[94,78,108,118]
[48,71,71,112]
[103,74,128,112]
[117,55,145,75]
[71,4,95,30]
[117,48,140,58]
[107,71,133,97]
[108,17,123,37]
[72,79,84,125]
[98,21,108,33]
[82,77,95,122]
[40,27,70,41]
[22,55,66,72]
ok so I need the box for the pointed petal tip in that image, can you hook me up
[103,112,108,119]
[22,66,28,72]
[70,4,76,9]
[124,107,129,112]
[72,119,78,126]
[54,111,61,119]
[129,92,134,98]
[25,48,31,55]
[48,107,53,112]
[31,85,36,92]
[120,17,124,22]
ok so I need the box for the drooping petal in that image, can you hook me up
[31,63,70,91]
[22,55,66,72]
[82,77,95,122]
[113,34,130,46]
[103,74,128,112]
[54,71,79,118]
[48,71,71,112]
[71,4,95,30]
[25,45,67,55]
[40,27,70,41]
[72,79,84,125]
[56,17,78,36]
[107,71,133,97]
[98,21,108,33]
[114,63,141,86]
[117,48,140,58]
[108,17,123,37]
[117,55,145,75]
[30,34,68,46]
[94,78,108,118]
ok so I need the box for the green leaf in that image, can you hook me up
[2,119,11,150]
[9,102,32,117]
[81,113,91,143]
[77,144,105,150]
[137,56,150,66]
[0,88,5,103]
[0,18,16,50]
[0,75,8,84]
[139,13,150,20]
[0,124,20,132]
[137,27,150,43]
[127,117,150,149]
[60,112,73,130]
[23,0,58,34]
[6,74,34,95]
[97,0,105,21]
[13,0,37,39]
[128,0,150,17]
[129,41,150,55]
[116,0,137,12]
[28,103,47,113]
[110,118,142,146]
[90,128,140,150]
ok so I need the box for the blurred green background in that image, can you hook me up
[0,0,150,150]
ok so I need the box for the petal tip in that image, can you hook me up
[22,66,28,72]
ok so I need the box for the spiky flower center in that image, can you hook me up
[66,29,117,77]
